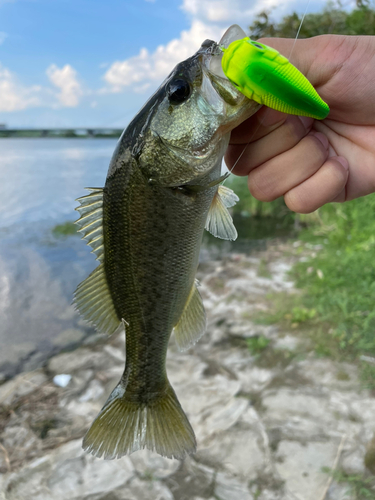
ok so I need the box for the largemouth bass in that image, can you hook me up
[74,25,258,460]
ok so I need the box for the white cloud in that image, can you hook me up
[103,19,222,93]
[0,32,7,45]
[102,0,341,95]
[0,64,41,112]
[46,64,83,107]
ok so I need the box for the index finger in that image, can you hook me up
[230,107,288,145]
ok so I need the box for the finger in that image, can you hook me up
[229,107,288,145]
[284,156,349,213]
[247,132,329,202]
[226,115,313,176]
[256,36,338,88]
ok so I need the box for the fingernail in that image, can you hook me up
[312,131,329,150]
[335,156,349,171]
[299,116,314,130]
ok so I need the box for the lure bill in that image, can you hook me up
[221,37,330,120]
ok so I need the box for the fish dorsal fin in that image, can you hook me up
[173,280,206,351]
[205,186,238,241]
[74,263,121,335]
[75,188,105,262]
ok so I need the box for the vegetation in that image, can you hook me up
[249,0,375,39]
[51,221,78,237]
[224,2,375,373]
[322,467,375,499]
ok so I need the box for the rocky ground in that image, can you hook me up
[1,241,375,500]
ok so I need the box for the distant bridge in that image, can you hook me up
[0,128,124,138]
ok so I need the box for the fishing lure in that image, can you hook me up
[221,37,329,120]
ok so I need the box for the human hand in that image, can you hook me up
[225,35,375,213]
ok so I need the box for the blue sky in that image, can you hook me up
[0,0,357,128]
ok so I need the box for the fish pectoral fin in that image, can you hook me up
[73,263,121,335]
[75,188,105,262]
[217,185,239,207]
[205,186,238,241]
[83,380,196,460]
[173,280,206,352]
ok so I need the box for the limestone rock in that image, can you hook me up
[214,472,253,500]
[275,440,340,500]
[0,369,47,405]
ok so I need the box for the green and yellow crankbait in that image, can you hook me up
[221,37,329,120]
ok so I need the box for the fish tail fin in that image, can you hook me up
[82,380,196,460]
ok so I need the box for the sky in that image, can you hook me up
[0,0,358,128]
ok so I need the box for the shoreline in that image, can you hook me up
[1,241,374,499]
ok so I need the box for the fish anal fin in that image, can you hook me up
[74,263,120,335]
[173,280,206,352]
[205,187,238,241]
[82,380,196,460]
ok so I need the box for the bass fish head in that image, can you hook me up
[128,25,259,188]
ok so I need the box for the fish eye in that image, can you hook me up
[251,42,264,50]
[167,79,191,105]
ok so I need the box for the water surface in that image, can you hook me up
[0,139,117,375]
[0,138,293,376]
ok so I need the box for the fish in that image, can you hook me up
[74,24,259,461]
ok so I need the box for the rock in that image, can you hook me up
[196,397,249,440]
[3,439,136,500]
[130,449,180,479]
[273,335,301,352]
[2,424,41,457]
[52,329,86,347]
[53,374,72,388]
[237,367,274,393]
[341,448,366,476]
[174,374,241,420]
[327,482,354,500]
[83,476,174,500]
[296,359,359,389]
[275,440,339,500]
[103,345,125,363]
[262,388,329,422]
[214,472,253,500]
[0,369,47,405]
[48,348,111,375]
[197,426,265,480]
[79,379,105,403]
[164,459,215,499]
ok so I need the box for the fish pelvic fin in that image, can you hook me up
[173,279,206,352]
[82,380,196,460]
[205,185,238,241]
[73,263,121,335]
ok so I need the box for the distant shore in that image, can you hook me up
[0,128,123,139]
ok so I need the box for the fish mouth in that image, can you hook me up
[207,24,247,81]
[201,25,260,132]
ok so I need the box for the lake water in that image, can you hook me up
[0,139,118,375]
[0,138,292,377]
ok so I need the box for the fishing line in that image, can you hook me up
[223,0,311,183]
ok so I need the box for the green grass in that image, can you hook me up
[322,468,375,499]
[291,194,375,358]
[247,335,271,355]
[51,221,77,237]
